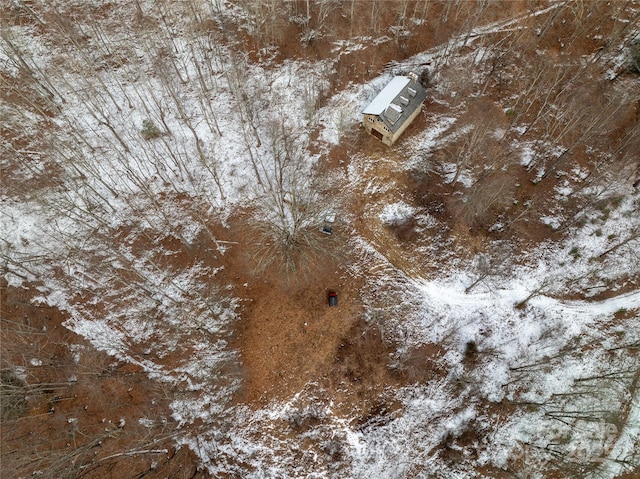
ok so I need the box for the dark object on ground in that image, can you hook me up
[420,68,430,88]
[321,213,336,235]
[328,291,338,307]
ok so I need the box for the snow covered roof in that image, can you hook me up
[363,76,411,115]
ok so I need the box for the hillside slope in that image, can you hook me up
[2,1,639,478]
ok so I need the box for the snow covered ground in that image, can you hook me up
[1,1,638,478]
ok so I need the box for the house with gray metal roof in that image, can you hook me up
[362,72,427,146]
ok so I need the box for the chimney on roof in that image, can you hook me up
[407,72,419,83]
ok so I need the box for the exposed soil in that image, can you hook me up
[204,211,415,417]
[231,256,364,406]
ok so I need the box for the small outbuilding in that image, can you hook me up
[362,72,427,146]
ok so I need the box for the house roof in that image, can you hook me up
[362,76,411,115]
[362,75,427,133]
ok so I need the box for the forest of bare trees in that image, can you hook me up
[2,1,639,478]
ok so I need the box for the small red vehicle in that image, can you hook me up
[328,291,338,307]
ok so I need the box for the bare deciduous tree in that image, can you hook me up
[249,115,335,275]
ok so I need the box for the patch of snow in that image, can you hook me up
[442,162,474,187]
[379,202,416,225]
[540,215,562,230]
